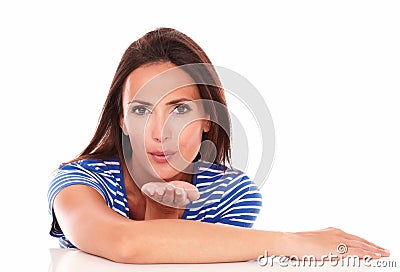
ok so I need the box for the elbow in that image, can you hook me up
[74,236,143,264]
[109,235,143,264]
[75,221,152,264]
[109,225,150,264]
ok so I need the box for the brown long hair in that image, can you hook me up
[72,27,231,167]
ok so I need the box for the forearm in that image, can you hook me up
[118,219,288,264]
[54,184,389,264]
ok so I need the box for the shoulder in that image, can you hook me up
[194,160,253,186]
[48,158,123,206]
[53,158,122,184]
[58,158,121,175]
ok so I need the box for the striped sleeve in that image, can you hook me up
[183,161,263,228]
[215,175,262,228]
[47,162,110,238]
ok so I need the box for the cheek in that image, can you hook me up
[125,117,147,142]
[124,122,148,158]
[178,122,203,159]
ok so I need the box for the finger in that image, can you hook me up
[174,187,188,207]
[185,187,200,201]
[343,232,388,251]
[346,239,390,257]
[167,180,199,201]
[162,184,175,204]
[169,180,197,191]
[346,247,384,259]
[153,186,165,202]
[141,183,156,197]
[329,227,389,252]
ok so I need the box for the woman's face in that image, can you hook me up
[121,62,210,182]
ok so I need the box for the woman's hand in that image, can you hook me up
[284,227,390,260]
[141,181,200,219]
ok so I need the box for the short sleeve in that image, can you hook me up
[215,175,262,228]
[47,162,110,239]
[185,161,263,228]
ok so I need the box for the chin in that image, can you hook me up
[147,154,194,181]
[149,163,179,181]
[155,172,180,182]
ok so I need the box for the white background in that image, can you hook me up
[1,0,399,269]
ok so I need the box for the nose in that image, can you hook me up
[148,112,171,143]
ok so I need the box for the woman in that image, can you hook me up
[47,27,389,263]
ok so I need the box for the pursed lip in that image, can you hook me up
[148,150,177,163]
[148,150,177,156]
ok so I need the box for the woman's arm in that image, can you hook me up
[53,185,389,264]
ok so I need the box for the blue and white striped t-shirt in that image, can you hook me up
[47,158,262,248]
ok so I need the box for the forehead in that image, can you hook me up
[123,62,200,104]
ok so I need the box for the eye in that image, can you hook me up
[173,104,192,114]
[131,106,151,115]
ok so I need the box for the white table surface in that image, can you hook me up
[48,248,399,272]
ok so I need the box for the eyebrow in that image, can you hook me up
[128,98,193,106]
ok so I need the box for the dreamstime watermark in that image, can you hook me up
[257,243,397,268]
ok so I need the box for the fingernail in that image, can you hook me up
[384,249,390,253]
[148,188,155,196]
[375,253,381,257]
